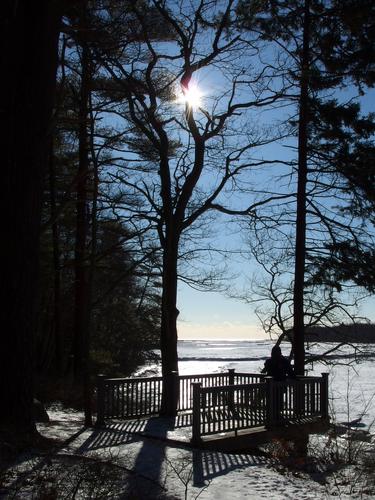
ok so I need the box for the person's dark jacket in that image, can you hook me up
[262,355,295,381]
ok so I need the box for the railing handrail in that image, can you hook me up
[104,376,163,383]
[104,372,322,385]
[200,382,266,394]
[101,371,266,384]
[295,375,323,381]
[100,372,321,384]
[179,372,263,379]
[179,372,229,379]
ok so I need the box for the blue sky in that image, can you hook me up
[177,284,266,339]
[98,6,375,341]
[174,41,375,337]
[175,82,375,340]
[177,284,375,340]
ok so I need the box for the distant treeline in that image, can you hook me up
[305,324,375,343]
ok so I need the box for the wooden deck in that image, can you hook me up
[96,370,329,447]
[97,410,329,452]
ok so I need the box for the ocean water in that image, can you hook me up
[137,339,375,428]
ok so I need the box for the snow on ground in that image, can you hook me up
[2,404,375,498]
[24,406,371,499]
[3,350,375,500]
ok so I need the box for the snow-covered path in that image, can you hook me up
[35,407,331,499]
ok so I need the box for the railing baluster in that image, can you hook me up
[154,379,157,414]
[192,382,202,445]
[121,382,124,418]
[112,383,116,417]
[151,380,153,414]
[153,379,155,413]
[132,381,135,417]
[109,383,113,417]
[152,379,155,413]
[185,378,188,410]
[126,382,132,418]
[148,380,151,414]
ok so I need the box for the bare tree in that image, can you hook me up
[93,0,288,414]
[237,0,375,373]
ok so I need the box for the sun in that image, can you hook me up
[179,83,202,109]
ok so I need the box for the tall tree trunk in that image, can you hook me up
[0,1,61,432]
[49,144,64,376]
[293,0,310,376]
[82,98,99,427]
[73,6,90,388]
[157,134,205,416]
[159,230,180,416]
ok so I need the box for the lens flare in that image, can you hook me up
[179,83,202,108]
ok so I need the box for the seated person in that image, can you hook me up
[261,345,295,381]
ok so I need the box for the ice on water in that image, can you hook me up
[139,339,375,429]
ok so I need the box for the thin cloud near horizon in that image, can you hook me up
[177,321,269,340]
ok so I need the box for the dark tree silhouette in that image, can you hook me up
[0,1,62,432]
[35,0,164,406]
[239,0,375,373]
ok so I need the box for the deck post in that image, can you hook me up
[294,375,305,419]
[228,368,235,411]
[95,374,106,427]
[192,382,202,445]
[265,376,274,429]
[167,370,179,416]
[320,372,329,421]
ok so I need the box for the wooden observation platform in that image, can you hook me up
[95,370,329,447]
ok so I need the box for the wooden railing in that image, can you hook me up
[178,371,265,412]
[96,375,163,422]
[192,381,267,440]
[191,374,329,443]
[265,376,327,426]
[96,370,265,424]
[96,371,329,443]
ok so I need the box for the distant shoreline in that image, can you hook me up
[178,323,375,343]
